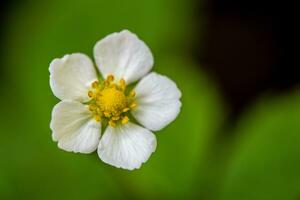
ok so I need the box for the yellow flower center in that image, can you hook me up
[98,88,127,115]
[87,75,137,127]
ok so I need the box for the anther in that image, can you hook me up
[107,75,114,82]
[112,116,120,121]
[108,120,116,127]
[129,90,136,97]
[92,81,99,88]
[88,91,94,98]
[130,102,137,109]
[89,104,96,111]
[104,112,111,117]
[119,79,126,91]
[94,115,101,122]
[121,116,129,124]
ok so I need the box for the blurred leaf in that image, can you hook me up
[219,91,300,200]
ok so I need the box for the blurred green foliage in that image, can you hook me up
[0,0,300,200]
[219,92,300,200]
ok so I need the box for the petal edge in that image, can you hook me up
[132,72,182,131]
[97,122,157,170]
[49,53,97,102]
[93,30,153,84]
[50,101,101,154]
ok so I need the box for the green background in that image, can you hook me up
[1,0,300,199]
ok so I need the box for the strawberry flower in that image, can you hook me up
[49,30,182,170]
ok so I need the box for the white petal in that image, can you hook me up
[97,122,157,170]
[93,30,153,84]
[50,101,101,154]
[49,53,98,102]
[132,72,182,131]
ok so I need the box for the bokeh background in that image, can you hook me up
[0,0,298,200]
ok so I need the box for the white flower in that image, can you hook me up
[49,30,182,170]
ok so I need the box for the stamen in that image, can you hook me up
[129,90,136,97]
[104,75,114,86]
[108,120,116,127]
[112,116,120,121]
[119,79,126,91]
[88,91,94,98]
[121,116,129,124]
[130,102,137,109]
[89,104,96,111]
[92,81,99,88]
[104,112,111,118]
[94,115,101,122]
[106,74,114,83]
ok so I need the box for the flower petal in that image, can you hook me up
[50,101,101,154]
[97,122,157,170]
[93,30,153,84]
[132,72,182,131]
[49,53,97,102]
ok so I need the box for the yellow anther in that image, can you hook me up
[108,120,116,127]
[119,79,126,91]
[112,116,120,121]
[107,75,114,82]
[94,115,101,122]
[88,91,94,98]
[121,116,129,124]
[104,75,114,86]
[92,81,99,88]
[129,90,136,97]
[122,108,130,113]
[104,111,111,117]
[89,104,96,111]
[130,102,137,109]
